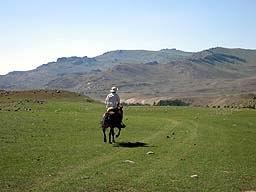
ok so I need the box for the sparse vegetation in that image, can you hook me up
[122,102,150,106]
[157,99,189,106]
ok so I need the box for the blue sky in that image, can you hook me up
[0,0,255,74]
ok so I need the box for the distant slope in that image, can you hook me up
[0,47,256,101]
[0,89,88,102]
[46,48,256,99]
[189,47,256,77]
[95,49,192,66]
[0,49,191,90]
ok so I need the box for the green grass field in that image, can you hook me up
[0,91,256,192]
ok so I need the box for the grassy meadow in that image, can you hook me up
[0,91,256,192]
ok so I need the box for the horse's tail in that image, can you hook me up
[101,112,107,129]
[100,119,104,128]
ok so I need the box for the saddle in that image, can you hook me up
[102,107,125,128]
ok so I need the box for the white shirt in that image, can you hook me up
[105,92,120,108]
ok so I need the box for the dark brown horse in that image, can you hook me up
[101,106,125,144]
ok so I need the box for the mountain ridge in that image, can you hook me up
[0,47,255,102]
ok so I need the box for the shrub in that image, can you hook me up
[156,99,189,106]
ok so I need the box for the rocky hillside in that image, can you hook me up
[46,47,256,99]
[0,47,256,104]
[0,49,191,90]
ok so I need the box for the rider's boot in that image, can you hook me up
[120,122,126,128]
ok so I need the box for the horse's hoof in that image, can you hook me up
[109,141,112,144]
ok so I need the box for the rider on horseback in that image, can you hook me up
[104,86,126,128]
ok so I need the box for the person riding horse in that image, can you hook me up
[101,87,126,143]
[103,86,125,129]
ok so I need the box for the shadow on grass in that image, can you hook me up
[113,141,149,148]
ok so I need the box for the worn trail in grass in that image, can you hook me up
[0,92,256,192]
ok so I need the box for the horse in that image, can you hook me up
[101,106,125,144]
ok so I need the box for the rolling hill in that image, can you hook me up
[0,49,191,90]
[0,47,256,104]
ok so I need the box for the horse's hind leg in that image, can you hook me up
[109,128,112,144]
[116,128,121,138]
[109,128,115,144]
[103,128,107,143]
[112,128,116,143]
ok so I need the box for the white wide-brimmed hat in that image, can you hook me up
[110,86,118,93]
